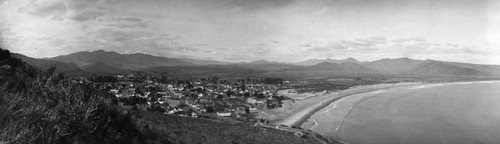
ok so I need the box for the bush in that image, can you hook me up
[0,49,145,144]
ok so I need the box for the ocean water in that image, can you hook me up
[323,82,500,144]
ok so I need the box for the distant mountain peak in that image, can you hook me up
[252,60,269,63]
[345,57,357,61]
[343,57,359,62]
[316,62,335,65]
[45,50,193,70]
[294,57,359,66]
[92,49,106,53]
[91,49,119,54]
[248,60,279,64]
[396,57,411,60]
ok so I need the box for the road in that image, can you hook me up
[255,123,341,144]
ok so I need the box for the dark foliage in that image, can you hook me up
[0,49,11,61]
[119,96,147,106]
[261,77,283,84]
[146,103,166,113]
[90,75,118,83]
[0,48,145,144]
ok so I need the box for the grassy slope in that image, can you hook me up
[132,111,323,144]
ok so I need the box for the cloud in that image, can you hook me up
[18,0,108,21]
[18,0,67,17]
[214,0,297,11]
[191,43,209,47]
[49,15,64,21]
[310,43,347,52]
[0,0,8,8]
[45,38,67,46]
[84,28,207,56]
[66,1,90,10]
[299,41,347,53]
[105,22,148,29]
[355,37,387,44]
[294,37,463,60]
[67,8,105,21]
[104,17,149,29]
[256,43,268,48]
[340,40,374,47]
[391,37,426,43]
[110,17,143,22]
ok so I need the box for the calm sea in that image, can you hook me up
[326,82,500,144]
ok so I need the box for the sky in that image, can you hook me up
[0,0,500,64]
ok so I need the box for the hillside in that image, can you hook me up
[241,60,301,71]
[268,62,382,78]
[1,49,143,143]
[144,65,266,77]
[81,62,131,74]
[294,58,360,66]
[133,111,330,144]
[177,58,231,65]
[45,50,193,69]
[437,61,500,76]
[363,58,425,74]
[11,53,84,74]
[408,61,492,76]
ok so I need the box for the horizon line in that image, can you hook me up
[7,48,500,66]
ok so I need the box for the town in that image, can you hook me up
[71,74,292,122]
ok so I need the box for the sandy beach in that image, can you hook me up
[257,82,422,125]
[256,89,335,123]
[300,80,500,143]
[259,81,500,127]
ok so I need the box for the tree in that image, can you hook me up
[206,107,215,113]
[46,66,56,76]
[147,102,165,113]
[57,73,64,79]
[0,48,11,60]
[240,83,246,91]
[226,90,233,97]
[135,88,144,96]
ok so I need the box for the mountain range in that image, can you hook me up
[13,50,500,78]
[293,57,360,66]
[45,50,193,69]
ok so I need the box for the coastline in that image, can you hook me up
[301,80,500,140]
[268,82,423,126]
[258,80,500,127]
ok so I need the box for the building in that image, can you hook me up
[216,112,232,117]
[267,98,280,108]
[246,97,257,104]
[235,105,248,114]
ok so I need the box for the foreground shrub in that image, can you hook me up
[0,49,143,144]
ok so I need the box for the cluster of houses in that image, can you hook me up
[72,74,288,121]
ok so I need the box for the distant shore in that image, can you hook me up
[299,80,500,138]
[262,80,500,129]
[257,82,422,126]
